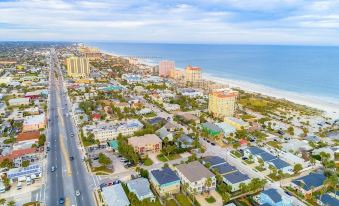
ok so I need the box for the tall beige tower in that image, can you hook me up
[208,89,238,118]
[66,57,90,78]
[185,65,202,83]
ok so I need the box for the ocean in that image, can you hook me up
[88,42,339,102]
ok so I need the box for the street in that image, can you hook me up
[45,49,95,206]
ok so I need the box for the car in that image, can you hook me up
[70,156,74,161]
[206,139,211,143]
[113,180,121,185]
[210,142,216,146]
[242,157,248,160]
[51,166,56,172]
[75,190,80,196]
[59,197,65,204]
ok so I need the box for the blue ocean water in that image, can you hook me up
[88,42,339,100]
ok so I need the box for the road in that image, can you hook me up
[45,49,65,205]
[45,49,95,206]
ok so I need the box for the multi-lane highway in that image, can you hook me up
[45,49,95,206]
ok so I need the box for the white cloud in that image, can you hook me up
[0,0,339,44]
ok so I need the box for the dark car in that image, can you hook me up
[59,197,65,204]
[210,142,216,146]
[69,156,74,161]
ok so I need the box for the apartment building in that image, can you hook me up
[128,134,162,156]
[66,57,90,78]
[82,120,143,143]
[208,89,238,118]
[159,60,175,77]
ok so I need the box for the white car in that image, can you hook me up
[75,190,80,196]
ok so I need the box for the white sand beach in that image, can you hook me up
[204,73,339,119]
[101,49,339,119]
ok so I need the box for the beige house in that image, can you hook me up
[128,134,162,156]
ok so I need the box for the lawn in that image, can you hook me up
[143,157,153,166]
[255,166,266,172]
[92,166,112,173]
[267,141,282,149]
[231,150,242,158]
[176,194,192,206]
[205,196,216,203]
[157,154,181,162]
[157,154,168,162]
[166,199,178,206]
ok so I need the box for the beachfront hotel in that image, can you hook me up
[66,57,90,78]
[185,65,202,83]
[159,60,175,77]
[208,89,238,118]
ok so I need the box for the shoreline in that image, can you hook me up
[99,47,339,119]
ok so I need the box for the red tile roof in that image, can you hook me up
[0,148,37,162]
[16,131,40,142]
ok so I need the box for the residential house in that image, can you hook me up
[290,172,326,195]
[150,167,181,196]
[16,131,40,143]
[201,122,223,137]
[102,184,130,206]
[223,171,251,192]
[259,188,292,206]
[317,192,339,206]
[8,97,30,106]
[175,161,216,194]
[126,178,155,201]
[176,134,194,149]
[224,117,250,130]
[244,146,292,174]
[23,114,46,132]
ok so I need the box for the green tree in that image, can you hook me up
[38,134,46,146]
[6,201,15,206]
[0,198,6,206]
[293,163,303,174]
[98,153,112,167]
[22,160,30,168]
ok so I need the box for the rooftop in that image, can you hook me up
[102,184,130,206]
[268,158,290,169]
[203,156,226,167]
[16,131,40,142]
[213,163,237,175]
[223,171,250,184]
[23,114,45,125]
[176,161,215,182]
[150,167,180,185]
[292,172,326,191]
[127,178,154,199]
[128,134,162,146]
[262,188,282,203]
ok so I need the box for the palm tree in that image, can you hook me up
[0,199,6,206]
[205,177,212,194]
[6,201,15,206]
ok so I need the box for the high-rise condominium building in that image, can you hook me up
[208,89,238,118]
[66,57,90,78]
[185,65,202,83]
[159,60,175,77]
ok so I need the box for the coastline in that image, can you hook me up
[204,74,339,118]
[100,48,339,119]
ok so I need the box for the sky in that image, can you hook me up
[1,0,339,45]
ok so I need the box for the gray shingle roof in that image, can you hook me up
[176,161,215,182]
[292,172,326,191]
